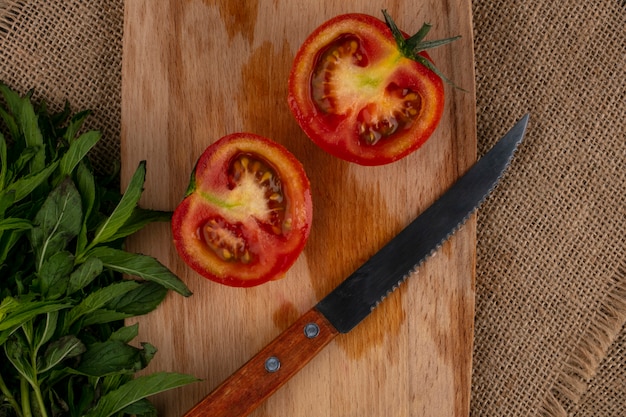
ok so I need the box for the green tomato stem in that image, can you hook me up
[381,9,463,90]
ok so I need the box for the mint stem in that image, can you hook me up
[20,377,32,417]
[0,371,23,417]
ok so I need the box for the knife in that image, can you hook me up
[184,114,529,417]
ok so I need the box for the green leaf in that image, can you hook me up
[0,297,71,345]
[109,323,139,343]
[0,160,59,205]
[90,161,146,247]
[4,332,36,385]
[119,398,157,417]
[62,109,91,144]
[101,373,131,397]
[108,281,167,316]
[33,311,59,353]
[29,177,82,270]
[10,145,41,177]
[75,340,144,377]
[0,131,7,190]
[140,342,158,367]
[67,376,96,417]
[38,251,74,299]
[75,161,96,255]
[64,281,140,330]
[0,217,32,232]
[0,84,45,173]
[0,296,22,321]
[40,335,85,373]
[0,105,19,143]
[0,227,25,267]
[81,309,132,327]
[0,189,16,219]
[67,257,103,295]
[84,372,199,417]
[59,130,101,179]
[106,208,172,242]
[88,246,191,297]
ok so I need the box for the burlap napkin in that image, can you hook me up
[1,1,624,416]
[471,1,626,415]
[0,0,122,175]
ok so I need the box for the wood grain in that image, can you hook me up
[121,0,476,416]
[184,308,339,417]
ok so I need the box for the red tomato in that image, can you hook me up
[288,11,454,165]
[172,133,312,287]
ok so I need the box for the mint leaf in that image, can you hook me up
[33,311,59,353]
[75,340,157,377]
[84,372,199,417]
[30,177,82,270]
[38,250,74,299]
[81,309,132,327]
[109,323,139,343]
[119,398,156,417]
[0,131,7,189]
[105,208,172,242]
[0,85,194,416]
[108,281,167,316]
[59,130,101,179]
[0,298,71,345]
[89,246,191,297]
[90,161,146,247]
[9,145,41,177]
[64,281,140,331]
[62,109,91,144]
[67,257,103,295]
[1,160,59,205]
[40,335,85,373]
[75,160,96,255]
[0,217,32,232]
[4,333,36,385]
[0,85,45,173]
[0,105,19,145]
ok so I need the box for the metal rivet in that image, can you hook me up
[265,356,280,373]
[304,322,320,339]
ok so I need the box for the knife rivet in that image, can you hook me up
[265,356,280,373]
[304,323,320,339]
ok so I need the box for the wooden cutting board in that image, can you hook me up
[120,1,476,416]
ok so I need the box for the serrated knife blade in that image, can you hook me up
[184,114,529,417]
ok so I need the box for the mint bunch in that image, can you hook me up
[0,84,197,417]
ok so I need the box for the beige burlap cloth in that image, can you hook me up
[1,1,624,416]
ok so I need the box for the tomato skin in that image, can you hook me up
[288,13,445,166]
[172,133,312,287]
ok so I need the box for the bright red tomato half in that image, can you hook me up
[288,11,452,165]
[172,133,312,287]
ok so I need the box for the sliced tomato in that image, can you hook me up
[172,133,312,287]
[288,11,455,165]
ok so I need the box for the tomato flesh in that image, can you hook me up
[172,133,312,287]
[199,217,252,264]
[227,153,286,234]
[288,13,445,165]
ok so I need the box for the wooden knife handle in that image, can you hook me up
[184,307,339,417]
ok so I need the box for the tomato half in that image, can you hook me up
[288,11,453,165]
[172,133,312,287]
